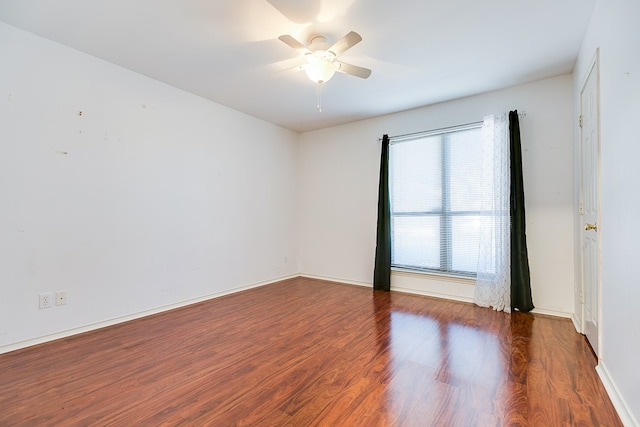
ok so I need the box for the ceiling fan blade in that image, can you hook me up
[336,61,371,79]
[278,35,311,55]
[328,31,362,57]
[267,58,305,77]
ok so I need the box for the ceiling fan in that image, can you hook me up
[278,31,372,85]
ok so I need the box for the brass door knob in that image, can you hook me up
[585,223,598,231]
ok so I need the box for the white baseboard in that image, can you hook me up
[596,362,639,427]
[300,272,473,304]
[299,273,474,304]
[300,273,576,315]
[3,271,575,353]
[571,313,583,334]
[299,273,371,288]
[529,307,573,319]
[0,274,299,355]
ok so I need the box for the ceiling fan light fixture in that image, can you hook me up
[302,51,339,84]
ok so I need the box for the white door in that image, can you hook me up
[580,52,600,356]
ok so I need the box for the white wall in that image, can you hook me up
[574,0,640,424]
[0,22,299,352]
[299,75,575,316]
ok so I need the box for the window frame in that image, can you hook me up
[389,122,484,278]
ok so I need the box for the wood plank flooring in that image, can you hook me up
[0,277,622,426]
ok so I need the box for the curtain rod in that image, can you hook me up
[377,110,527,142]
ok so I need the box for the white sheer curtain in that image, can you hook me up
[474,114,511,312]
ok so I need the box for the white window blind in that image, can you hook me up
[390,123,484,276]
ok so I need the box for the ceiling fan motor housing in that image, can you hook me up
[308,35,330,51]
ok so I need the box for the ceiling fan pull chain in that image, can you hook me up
[316,82,323,113]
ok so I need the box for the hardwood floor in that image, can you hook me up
[0,277,621,426]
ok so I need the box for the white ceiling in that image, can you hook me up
[0,0,595,132]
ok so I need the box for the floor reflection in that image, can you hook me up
[444,323,503,386]
[389,311,442,369]
[365,289,616,426]
[374,295,515,425]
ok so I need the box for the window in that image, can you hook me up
[389,123,484,277]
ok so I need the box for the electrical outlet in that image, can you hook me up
[39,292,53,309]
[55,291,67,306]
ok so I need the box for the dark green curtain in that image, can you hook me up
[373,134,391,291]
[509,111,534,312]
